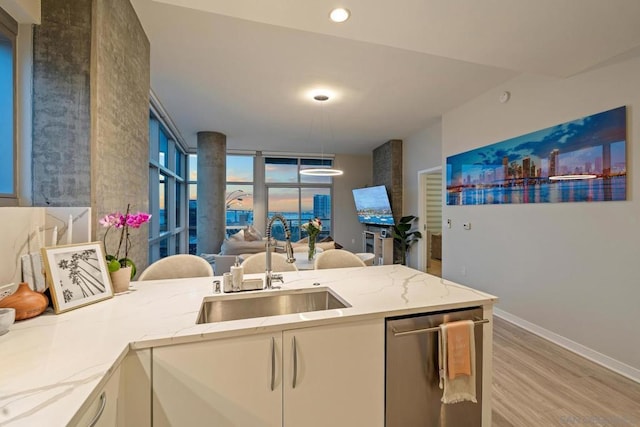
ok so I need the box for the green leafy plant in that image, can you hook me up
[392,215,422,265]
[301,218,322,260]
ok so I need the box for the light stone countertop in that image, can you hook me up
[0,265,497,426]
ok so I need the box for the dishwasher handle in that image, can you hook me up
[391,318,489,337]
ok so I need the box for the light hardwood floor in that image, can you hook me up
[427,259,442,277]
[492,317,640,426]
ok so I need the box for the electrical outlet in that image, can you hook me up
[463,222,471,230]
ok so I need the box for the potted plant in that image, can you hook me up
[99,204,151,292]
[392,215,422,265]
[301,218,322,261]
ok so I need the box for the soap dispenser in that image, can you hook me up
[230,256,244,292]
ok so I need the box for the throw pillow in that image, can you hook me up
[319,235,342,249]
[229,229,245,241]
[244,225,263,241]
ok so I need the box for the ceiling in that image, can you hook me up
[130,0,640,155]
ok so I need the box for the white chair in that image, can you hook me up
[210,254,238,275]
[138,254,214,281]
[314,249,367,270]
[241,252,298,274]
[355,252,375,266]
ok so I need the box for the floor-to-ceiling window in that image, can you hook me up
[148,110,187,262]
[0,8,16,206]
[187,154,256,254]
[188,154,197,254]
[265,157,333,241]
[186,153,334,247]
[226,154,254,235]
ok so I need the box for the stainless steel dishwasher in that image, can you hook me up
[386,306,484,426]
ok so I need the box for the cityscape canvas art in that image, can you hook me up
[446,106,627,205]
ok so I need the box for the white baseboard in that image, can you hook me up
[494,308,640,384]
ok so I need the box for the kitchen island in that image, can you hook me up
[0,265,497,426]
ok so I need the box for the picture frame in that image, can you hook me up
[446,106,626,205]
[41,242,114,314]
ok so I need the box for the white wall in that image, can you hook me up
[0,0,40,24]
[441,57,640,376]
[403,121,442,268]
[0,207,90,288]
[334,153,372,252]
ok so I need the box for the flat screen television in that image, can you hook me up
[352,185,394,226]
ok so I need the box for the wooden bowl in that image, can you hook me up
[0,283,49,320]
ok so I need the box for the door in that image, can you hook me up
[283,319,385,427]
[153,333,282,427]
[418,167,443,276]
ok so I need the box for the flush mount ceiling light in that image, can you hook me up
[300,91,344,177]
[329,8,351,23]
[308,89,334,102]
[548,174,597,181]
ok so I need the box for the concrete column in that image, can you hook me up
[252,152,266,233]
[373,139,403,263]
[197,132,226,254]
[373,139,403,223]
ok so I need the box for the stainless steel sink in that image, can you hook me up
[196,287,350,324]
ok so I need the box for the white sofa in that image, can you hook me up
[208,228,342,275]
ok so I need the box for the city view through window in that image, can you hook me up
[187,155,333,254]
[0,29,15,198]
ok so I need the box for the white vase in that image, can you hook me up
[110,266,132,293]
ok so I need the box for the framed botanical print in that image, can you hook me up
[42,242,113,313]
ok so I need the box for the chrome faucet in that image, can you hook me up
[265,214,296,289]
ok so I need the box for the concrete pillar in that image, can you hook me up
[252,152,266,233]
[373,139,403,263]
[373,139,403,223]
[197,132,226,254]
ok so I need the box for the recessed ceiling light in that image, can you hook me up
[309,89,333,102]
[329,8,350,23]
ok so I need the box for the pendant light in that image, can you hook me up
[300,92,344,177]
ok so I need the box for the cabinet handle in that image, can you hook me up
[270,336,276,391]
[292,336,298,389]
[88,391,107,427]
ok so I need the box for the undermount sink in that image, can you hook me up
[196,287,350,324]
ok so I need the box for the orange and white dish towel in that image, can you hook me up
[438,320,477,404]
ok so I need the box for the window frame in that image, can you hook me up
[264,156,334,241]
[186,152,335,246]
[187,154,197,254]
[0,7,17,205]
[225,154,255,237]
[148,105,188,263]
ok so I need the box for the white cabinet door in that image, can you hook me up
[282,318,385,427]
[70,350,151,427]
[153,333,282,427]
[70,366,121,427]
[119,349,151,427]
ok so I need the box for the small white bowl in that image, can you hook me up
[0,282,18,301]
[0,307,16,336]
